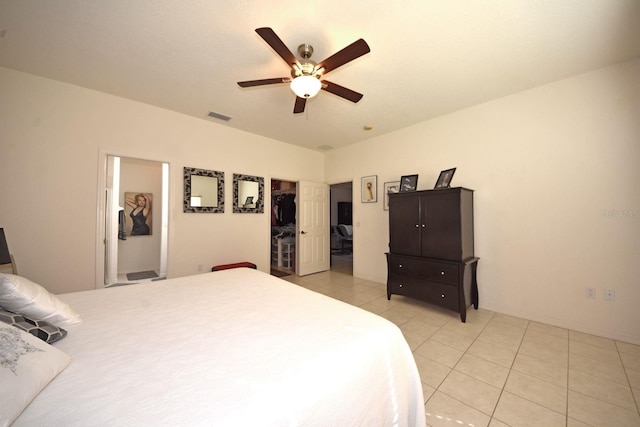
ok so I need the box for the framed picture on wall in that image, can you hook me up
[361,175,377,203]
[434,168,456,189]
[399,174,418,192]
[124,192,153,236]
[383,181,400,210]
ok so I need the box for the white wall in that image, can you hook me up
[2,59,638,344]
[325,58,640,344]
[0,67,324,294]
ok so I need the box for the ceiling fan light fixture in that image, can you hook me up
[238,28,370,113]
[290,75,321,98]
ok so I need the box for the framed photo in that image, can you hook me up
[124,192,153,236]
[361,175,377,203]
[383,181,400,210]
[434,168,456,189]
[399,174,418,192]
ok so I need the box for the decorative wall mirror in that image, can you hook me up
[233,173,264,213]
[183,167,224,213]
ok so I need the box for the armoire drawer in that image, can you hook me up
[388,254,458,286]
[387,275,459,311]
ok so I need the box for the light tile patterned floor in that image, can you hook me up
[282,265,640,427]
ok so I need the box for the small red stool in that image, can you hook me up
[211,262,257,272]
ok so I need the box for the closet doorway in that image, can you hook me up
[270,179,297,278]
[330,182,353,275]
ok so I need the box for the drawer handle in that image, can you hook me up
[399,284,403,288]
[415,224,419,228]
[441,294,445,298]
[398,264,403,268]
[441,271,445,275]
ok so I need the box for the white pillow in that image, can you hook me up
[0,324,71,426]
[0,274,81,327]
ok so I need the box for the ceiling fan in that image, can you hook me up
[237,27,370,114]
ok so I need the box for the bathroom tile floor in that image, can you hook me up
[283,270,640,427]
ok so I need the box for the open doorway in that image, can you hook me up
[330,182,353,275]
[103,155,169,286]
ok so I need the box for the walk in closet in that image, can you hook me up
[271,180,297,274]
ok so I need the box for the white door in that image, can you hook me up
[297,181,330,276]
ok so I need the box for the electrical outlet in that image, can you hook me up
[585,287,596,299]
[604,289,616,301]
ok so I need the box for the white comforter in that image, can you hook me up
[16,269,424,426]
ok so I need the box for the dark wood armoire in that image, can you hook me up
[386,187,479,322]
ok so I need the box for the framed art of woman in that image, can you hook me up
[125,192,152,236]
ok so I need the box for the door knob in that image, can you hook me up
[301,230,307,234]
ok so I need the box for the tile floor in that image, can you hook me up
[282,266,640,427]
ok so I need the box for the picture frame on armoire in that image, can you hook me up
[399,174,418,192]
[434,168,456,189]
[383,181,400,210]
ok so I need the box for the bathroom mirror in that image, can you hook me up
[184,167,224,213]
[233,173,264,213]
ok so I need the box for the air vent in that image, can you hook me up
[317,144,334,151]
[207,111,231,121]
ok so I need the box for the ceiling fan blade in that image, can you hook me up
[237,78,290,88]
[255,27,299,68]
[321,80,363,103]
[317,39,370,74]
[293,96,307,114]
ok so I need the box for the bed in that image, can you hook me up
[2,268,425,426]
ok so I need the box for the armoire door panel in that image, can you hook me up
[421,192,462,259]
[388,195,421,256]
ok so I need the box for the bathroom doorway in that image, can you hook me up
[102,155,169,286]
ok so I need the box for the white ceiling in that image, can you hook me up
[1,1,639,152]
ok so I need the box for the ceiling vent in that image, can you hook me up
[207,111,231,121]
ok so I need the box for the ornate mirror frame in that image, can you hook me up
[183,167,224,213]
[233,173,264,213]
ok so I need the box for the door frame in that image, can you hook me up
[268,178,298,273]
[95,149,171,288]
[267,177,352,277]
[329,180,354,270]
